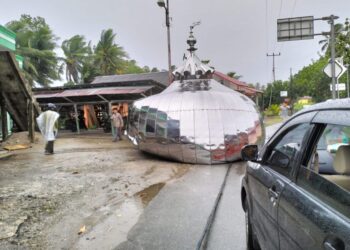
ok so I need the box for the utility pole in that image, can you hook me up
[267,52,281,106]
[267,52,281,82]
[157,0,172,85]
[290,68,294,113]
[327,15,338,99]
[347,65,350,98]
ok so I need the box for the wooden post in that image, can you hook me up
[27,99,35,143]
[1,94,8,141]
[74,104,80,134]
[109,102,115,137]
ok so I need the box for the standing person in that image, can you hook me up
[36,103,60,155]
[111,108,123,142]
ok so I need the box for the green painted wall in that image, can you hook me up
[0,25,19,137]
[0,25,16,51]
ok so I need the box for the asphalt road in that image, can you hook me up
[115,123,282,250]
[115,163,246,250]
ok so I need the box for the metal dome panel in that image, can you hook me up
[127,78,265,164]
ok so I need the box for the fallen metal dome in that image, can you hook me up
[127,24,265,164]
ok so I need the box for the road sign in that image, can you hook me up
[280,91,288,97]
[324,59,347,79]
[329,83,346,91]
[277,16,314,42]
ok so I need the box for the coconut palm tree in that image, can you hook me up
[6,15,60,86]
[94,29,128,75]
[61,35,90,83]
[318,23,344,54]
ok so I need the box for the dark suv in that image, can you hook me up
[241,99,350,250]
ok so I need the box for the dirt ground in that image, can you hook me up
[0,132,190,250]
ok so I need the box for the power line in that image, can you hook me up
[265,0,269,84]
[278,0,283,19]
[291,0,297,17]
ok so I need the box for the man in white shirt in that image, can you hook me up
[36,103,60,154]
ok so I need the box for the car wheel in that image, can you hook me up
[245,199,260,250]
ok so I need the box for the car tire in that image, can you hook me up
[245,199,260,250]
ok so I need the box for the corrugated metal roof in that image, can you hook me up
[91,72,169,86]
[35,86,152,99]
[213,71,263,95]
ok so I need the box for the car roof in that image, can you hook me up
[295,98,350,116]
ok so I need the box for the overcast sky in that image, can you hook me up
[1,0,350,86]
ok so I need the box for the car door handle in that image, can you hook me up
[268,188,279,198]
[323,237,345,250]
[268,186,279,206]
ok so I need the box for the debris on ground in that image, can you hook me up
[0,215,28,240]
[1,131,42,147]
[0,151,13,160]
[0,136,190,249]
[3,144,31,151]
[78,225,86,235]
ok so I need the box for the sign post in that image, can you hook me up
[277,15,339,99]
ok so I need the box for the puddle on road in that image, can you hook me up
[74,183,165,250]
[136,182,165,207]
[233,161,246,175]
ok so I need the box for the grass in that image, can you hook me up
[264,116,283,126]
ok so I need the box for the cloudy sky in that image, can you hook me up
[1,0,350,86]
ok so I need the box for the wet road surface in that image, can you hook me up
[116,163,247,250]
[113,123,281,250]
[0,124,280,249]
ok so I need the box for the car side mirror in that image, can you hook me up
[241,145,259,161]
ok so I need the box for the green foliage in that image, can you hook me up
[293,56,330,102]
[6,14,60,86]
[60,35,91,83]
[227,71,242,80]
[293,101,315,113]
[122,60,145,74]
[63,81,75,87]
[264,104,280,116]
[262,80,290,109]
[94,29,128,75]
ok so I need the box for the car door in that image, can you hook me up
[248,119,314,250]
[277,110,350,250]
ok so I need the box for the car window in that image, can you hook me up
[307,124,350,184]
[309,124,350,174]
[297,124,350,216]
[266,123,312,176]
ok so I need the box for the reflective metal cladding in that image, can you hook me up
[127,25,265,164]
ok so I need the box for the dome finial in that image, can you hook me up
[187,21,201,52]
[173,21,214,80]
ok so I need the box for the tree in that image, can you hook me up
[318,19,350,66]
[81,42,99,83]
[151,67,160,72]
[293,57,330,102]
[335,18,350,65]
[142,66,150,73]
[227,71,242,80]
[94,29,127,75]
[6,15,60,86]
[60,35,90,83]
[121,60,145,74]
[262,80,290,109]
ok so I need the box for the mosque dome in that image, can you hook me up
[127,24,264,164]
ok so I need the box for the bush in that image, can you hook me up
[264,104,280,116]
[293,102,314,113]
